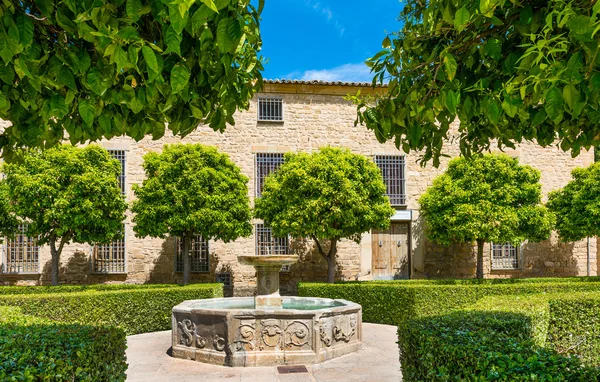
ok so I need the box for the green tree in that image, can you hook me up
[354,0,600,166]
[0,0,264,159]
[254,147,395,283]
[131,143,252,284]
[547,163,600,242]
[0,181,19,239]
[3,145,127,285]
[419,154,554,278]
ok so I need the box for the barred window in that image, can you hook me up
[255,223,290,257]
[175,235,209,273]
[491,243,520,270]
[255,153,285,197]
[216,272,232,287]
[2,225,39,274]
[93,149,126,273]
[375,155,406,206]
[258,97,283,122]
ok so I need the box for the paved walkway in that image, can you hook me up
[126,323,401,382]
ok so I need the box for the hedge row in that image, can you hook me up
[400,307,600,381]
[0,283,185,295]
[0,283,223,335]
[0,306,127,381]
[298,281,600,326]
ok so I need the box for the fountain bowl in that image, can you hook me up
[171,296,362,367]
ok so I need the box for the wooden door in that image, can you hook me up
[372,223,410,279]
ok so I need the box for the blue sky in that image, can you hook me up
[258,0,404,82]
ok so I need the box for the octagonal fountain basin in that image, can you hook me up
[171,296,362,367]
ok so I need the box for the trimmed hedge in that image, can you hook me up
[298,281,600,326]
[0,283,187,295]
[400,309,599,381]
[0,283,223,335]
[0,306,127,381]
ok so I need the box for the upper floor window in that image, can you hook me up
[375,155,406,206]
[175,235,210,273]
[2,224,39,274]
[255,153,285,198]
[258,97,283,122]
[93,149,126,274]
[491,243,520,270]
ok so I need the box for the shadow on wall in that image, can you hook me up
[423,234,581,279]
[279,238,329,296]
[41,250,127,285]
[411,214,427,279]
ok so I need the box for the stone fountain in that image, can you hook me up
[171,255,362,366]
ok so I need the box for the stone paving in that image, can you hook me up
[126,323,401,382]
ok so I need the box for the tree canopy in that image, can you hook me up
[131,143,252,284]
[3,144,127,285]
[355,0,600,166]
[419,154,554,278]
[0,0,263,159]
[547,163,600,241]
[254,147,395,283]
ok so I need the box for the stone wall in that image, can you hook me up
[0,83,597,291]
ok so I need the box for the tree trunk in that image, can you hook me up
[49,235,68,286]
[183,233,191,285]
[476,239,484,279]
[312,235,338,284]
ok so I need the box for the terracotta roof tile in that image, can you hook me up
[263,79,387,87]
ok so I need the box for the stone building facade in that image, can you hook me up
[0,80,597,293]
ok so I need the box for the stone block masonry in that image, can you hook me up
[0,81,596,290]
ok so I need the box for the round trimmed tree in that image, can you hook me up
[547,163,600,241]
[3,145,127,285]
[419,154,554,279]
[254,147,395,283]
[132,143,252,284]
[0,0,263,158]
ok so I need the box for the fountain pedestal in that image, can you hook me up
[238,255,298,310]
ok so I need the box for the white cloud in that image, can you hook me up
[286,63,374,83]
[303,0,345,36]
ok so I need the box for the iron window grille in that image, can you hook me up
[491,243,520,270]
[374,155,407,206]
[258,97,284,122]
[255,153,285,198]
[175,235,210,273]
[216,272,232,287]
[255,223,290,260]
[2,224,39,274]
[93,149,126,273]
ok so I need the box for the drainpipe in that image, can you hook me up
[587,237,591,277]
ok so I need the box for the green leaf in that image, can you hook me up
[16,14,34,47]
[126,0,143,21]
[117,26,140,41]
[169,6,190,34]
[34,0,54,18]
[382,36,391,48]
[567,15,591,35]
[545,87,563,121]
[531,109,547,126]
[50,95,68,118]
[479,0,498,17]
[171,64,190,94]
[454,6,470,32]
[444,89,459,114]
[113,47,130,71]
[216,19,242,54]
[486,99,501,124]
[484,38,502,61]
[443,54,458,81]
[78,100,95,126]
[142,46,159,74]
[0,65,15,84]
[201,0,219,13]
[164,26,182,56]
[58,66,77,90]
[0,93,9,110]
[562,84,580,111]
[191,6,213,35]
